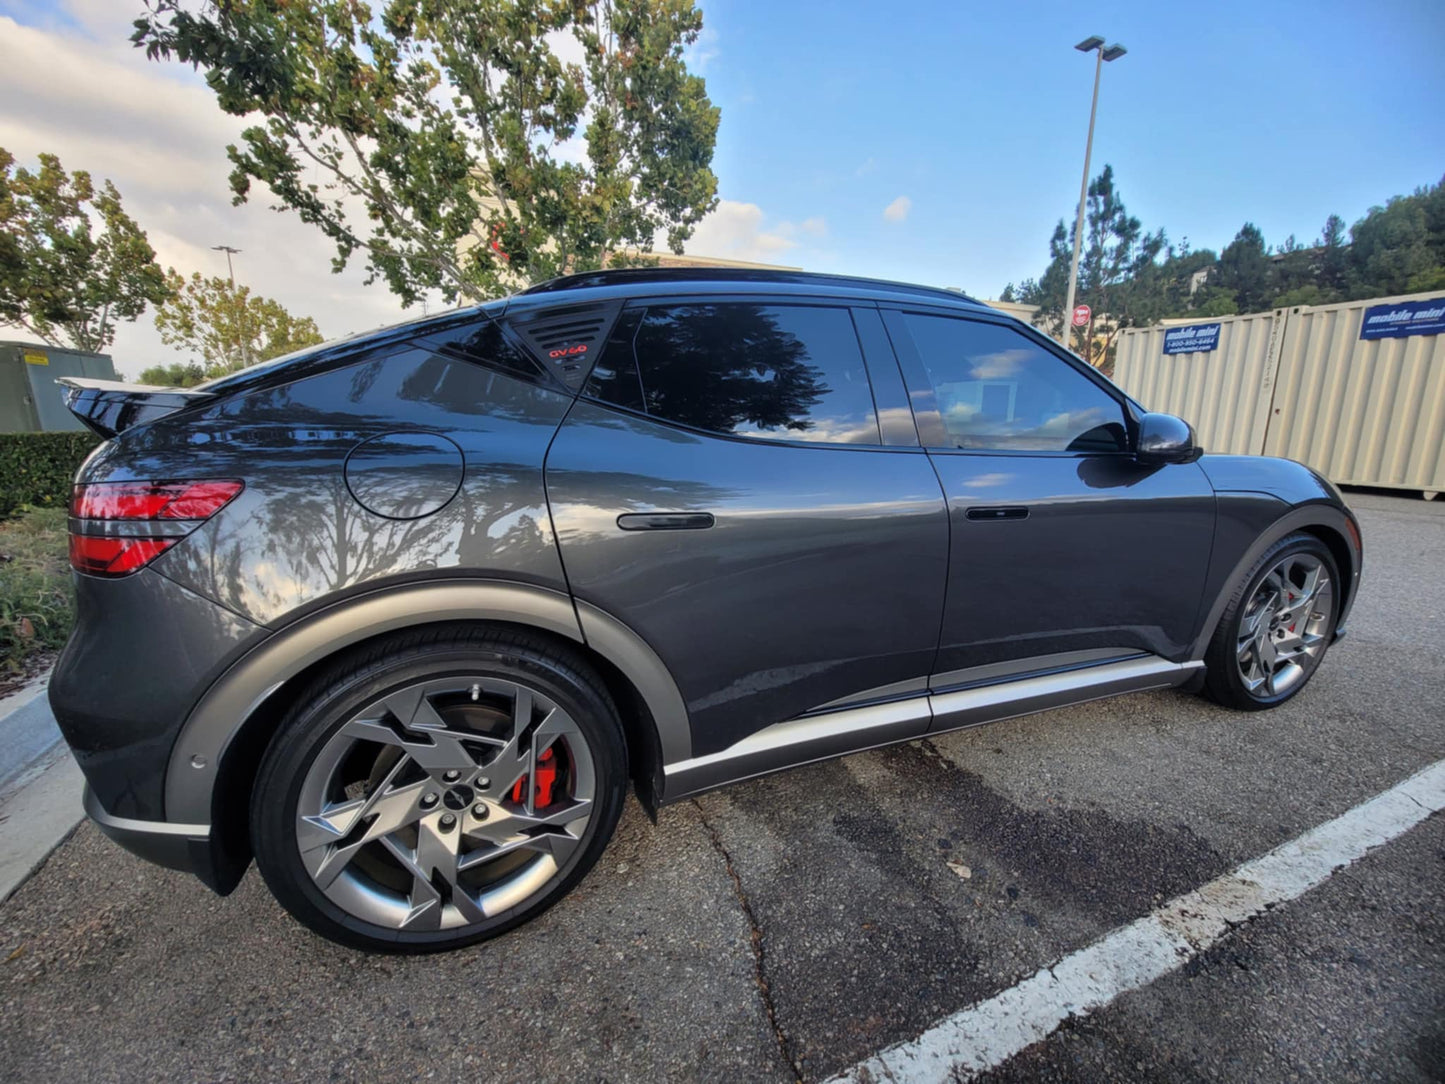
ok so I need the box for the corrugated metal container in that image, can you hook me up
[0,341,117,432]
[1113,291,1445,495]
[1113,310,1285,456]
[1263,292,1445,494]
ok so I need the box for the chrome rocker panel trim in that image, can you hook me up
[661,655,1201,801]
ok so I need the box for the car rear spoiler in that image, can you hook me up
[57,377,214,440]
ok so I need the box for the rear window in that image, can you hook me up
[584,302,881,445]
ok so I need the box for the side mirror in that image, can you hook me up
[1135,412,1201,465]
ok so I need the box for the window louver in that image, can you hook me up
[509,303,621,388]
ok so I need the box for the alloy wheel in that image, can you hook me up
[294,676,596,931]
[1235,552,1335,699]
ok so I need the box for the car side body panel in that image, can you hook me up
[545,399,951,758]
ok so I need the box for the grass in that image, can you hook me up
[0,506,73,677]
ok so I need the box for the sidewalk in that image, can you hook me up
[0,671,84,900]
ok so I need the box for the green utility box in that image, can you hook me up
[0,341,118,433]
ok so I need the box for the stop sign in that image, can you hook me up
[1072,304,1092,327]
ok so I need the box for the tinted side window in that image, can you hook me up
[625,303,880,445]
[423,318,546,385]
[901,314,1127,452]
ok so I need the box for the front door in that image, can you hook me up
[882,306,1215,685]
[545,299,949,761]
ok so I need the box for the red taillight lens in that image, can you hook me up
[68,535,176,576]
[72,480,243,521]
[69,480,243,577]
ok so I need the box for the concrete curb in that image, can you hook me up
[0,668,85,900]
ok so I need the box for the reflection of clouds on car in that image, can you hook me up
[966,348,1031,380]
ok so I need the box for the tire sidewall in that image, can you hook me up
[251,639,627,953]
[1209,534,1341,709]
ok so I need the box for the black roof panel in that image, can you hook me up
[517,267,988,310]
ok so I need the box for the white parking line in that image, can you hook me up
[829,757,1445,1084]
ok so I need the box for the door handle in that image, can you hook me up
[616,512,716,531]
[965,506,1029,521]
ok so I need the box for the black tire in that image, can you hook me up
[250,625,627,953]
[1202,532,1340,711]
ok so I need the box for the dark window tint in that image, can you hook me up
[424,319,545,385]
[624,303,879,444]
[902,314,1127,452]
[581,310,646,412]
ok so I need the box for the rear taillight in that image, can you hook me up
[69,480,243,576]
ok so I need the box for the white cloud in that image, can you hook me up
[684,25,720,72]
[683,200,827,265]
[855,157,878,176]
[0,11,431,378]
[883,195,912,223]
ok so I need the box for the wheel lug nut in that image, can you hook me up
[472,803,488,819]
[443,769,460,783]
[477,777,490,789]
[421,792,438,808]
[439,813,456,830]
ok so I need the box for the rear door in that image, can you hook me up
[882,306,1216,686]
[545,297,948,761]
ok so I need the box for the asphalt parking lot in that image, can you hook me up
[1,491,1441,1082]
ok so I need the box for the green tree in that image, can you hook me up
[153,269,324,376]
[136,360,207,387]
[1213,223,1272,314]
[1018,165,1166,369]
[133,0,720,306]
[0,148,169,352]
[1346,183,1444,298]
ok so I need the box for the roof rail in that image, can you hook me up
[518,267,982,306]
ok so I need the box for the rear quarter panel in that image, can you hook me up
[86,347,574,626]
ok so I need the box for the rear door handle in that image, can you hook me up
[965,506,1029,521]
[617,512,716,531]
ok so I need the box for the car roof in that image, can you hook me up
[513,267,991,312]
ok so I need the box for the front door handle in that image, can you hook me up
[965,506,1029,521]
[617,512,716,531]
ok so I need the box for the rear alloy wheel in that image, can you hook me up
[1204,533,1340,710]
[251,630,626,952]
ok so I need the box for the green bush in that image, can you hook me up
[0,506,73,673]
[0,431,99,520]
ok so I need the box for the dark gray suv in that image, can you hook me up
[50,269,1361,951]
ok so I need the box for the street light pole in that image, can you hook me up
[1060,36,1126,353]
[212,244,245,370]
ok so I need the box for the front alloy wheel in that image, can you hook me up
[1234,551,1335,698]
[1204,533,1341,710]
[251,629,626,952]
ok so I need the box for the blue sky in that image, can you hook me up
[1,0,1442,373]
[695,0,1445,293]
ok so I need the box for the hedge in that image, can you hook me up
[0,431,100,520]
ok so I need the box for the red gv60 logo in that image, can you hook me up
[548,344,588,359]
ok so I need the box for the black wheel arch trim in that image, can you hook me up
[1190,501,1361,661]
[163,578,692,839]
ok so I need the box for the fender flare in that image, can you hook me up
[1190,503,1361,660]
[164,579,691,824]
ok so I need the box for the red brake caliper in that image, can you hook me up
[510,747,559,807]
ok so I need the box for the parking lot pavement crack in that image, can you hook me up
[692,799,804,1083]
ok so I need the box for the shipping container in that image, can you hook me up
[1112,291,1445,496]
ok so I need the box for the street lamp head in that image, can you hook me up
[1101,44,1127,62]
[1074,35,1105,52]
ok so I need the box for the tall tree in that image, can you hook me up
[152,269,324,376]
[0,148,169,352]
[1213,223,1272,315]
[133,0,721,306]
[1018,165,1165,369]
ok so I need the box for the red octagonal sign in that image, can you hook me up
[1072,304,1092,327]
